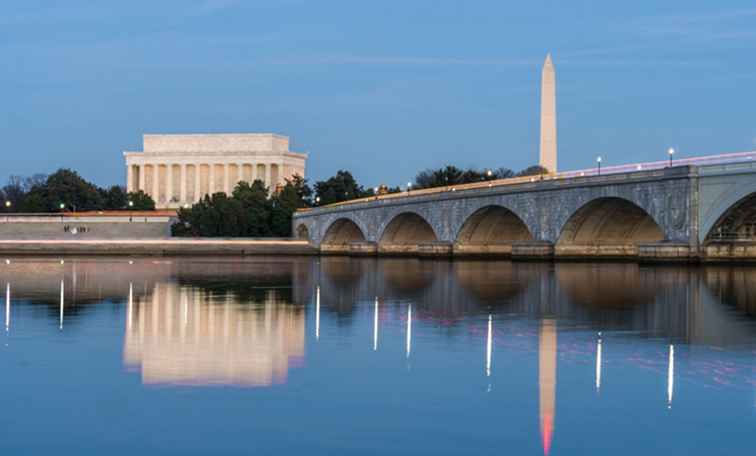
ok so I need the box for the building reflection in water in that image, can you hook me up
[539,319,556,456]
[123,282,305,387]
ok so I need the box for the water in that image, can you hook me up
[1,257,756,455]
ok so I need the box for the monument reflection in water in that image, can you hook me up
[2,257,756,455]
[123,282,304,387]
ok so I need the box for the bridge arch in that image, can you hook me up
[703,189,756,242]
[557,197,664,252]
[321,217,367,248]
[378,211,439,253]
[295,224,310,241]
[454,205,534,255]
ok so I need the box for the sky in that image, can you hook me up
[2,0,756,188]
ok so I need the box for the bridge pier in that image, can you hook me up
[701,241,756,262]
[638,242,696,262]
[453,242,516,257]
[511,241,555,260]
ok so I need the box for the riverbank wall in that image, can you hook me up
[0,238,754,263]
[0,239,317,256]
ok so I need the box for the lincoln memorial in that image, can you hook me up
[124,133,308,208]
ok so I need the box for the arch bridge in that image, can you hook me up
[293,162,756,261]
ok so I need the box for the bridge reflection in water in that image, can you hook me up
[2,257,756,454]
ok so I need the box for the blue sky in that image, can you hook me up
[2,0,755,188]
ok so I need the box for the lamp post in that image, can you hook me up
[597,156,602,176]
[407,182,412,194]
[127,200,135,222]
[4,201,10,211]
[59,203,65,212]
[315,196,321,206]
[668,147,675,168]
[486,169,493,180]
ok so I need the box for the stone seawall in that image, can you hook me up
[0,214,173,240]
[0,239,317,256]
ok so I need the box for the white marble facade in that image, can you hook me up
[124,133,307,208]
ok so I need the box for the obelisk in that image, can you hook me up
[539,53,557,173]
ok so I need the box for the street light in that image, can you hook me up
[668,147,675,167]
[4,201,10,209]
[486,169,493,179]
[59,203,65,211]
[128,201,134,208]
[315,196,321,206]
[407,182,412,193]
[596,156,602,175]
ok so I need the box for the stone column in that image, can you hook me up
[265,163,272,189]
[152,164,159,204]
[279,160,285,186]
[138,165,145,192]
[167,163,174,205]
[127,165,134,193]
[224,164,230,195]
[194,164,201,201]
[209,163,216,195]
[251,162,258,182]
[180,164,187,205]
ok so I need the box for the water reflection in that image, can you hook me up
[123,282,305,387]
[595,334,602,392]
[373,297,379,351]
[4,282,9,331]
[3,258,756,455]
[667,344,675,409]
[539,320,557,456]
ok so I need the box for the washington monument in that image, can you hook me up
[539,53,557,173]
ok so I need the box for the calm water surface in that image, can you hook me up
[1,257,756,455]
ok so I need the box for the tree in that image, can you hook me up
[492,167,515,179]
[233,180,272,237]
[2,174,46,210]
[126,190,156,210]
[269,182,304,236]
[19,169,104,212]
[171,177,316,238]
[414,165,464,189]
[314,170,369,205]
[102,185,128,209]
[516,165,549,177]
[173,181,272,237]
[285,174,313,208]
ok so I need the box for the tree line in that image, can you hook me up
[0,169,155,212]
[1,163,545,237]
[172,176,311,237]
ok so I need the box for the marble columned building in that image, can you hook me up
[124,133,307,208]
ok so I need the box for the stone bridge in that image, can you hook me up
[293,161,756,261]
